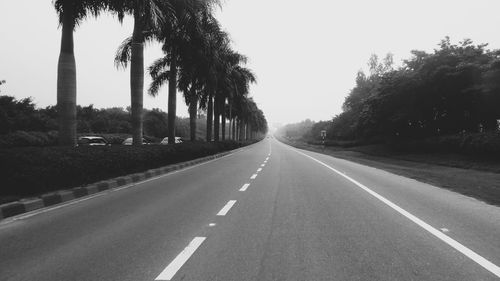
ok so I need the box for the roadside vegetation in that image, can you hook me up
[0,0,269,204]
[277,38,500,205]
[279,38,500,157]
[51,0,267,146]
[0,140,248,204]
[0,95,212,147]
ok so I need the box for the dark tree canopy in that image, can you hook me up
[318,38,500,141]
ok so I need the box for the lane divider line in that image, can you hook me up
[217,200,237,216]
[257,168,262,172]
[261,164,265,167]
[291,147,500,278]
[239,184,251,192]
[250,174,258,180]
[155,237,206,281]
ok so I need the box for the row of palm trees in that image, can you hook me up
[54,0,267,146]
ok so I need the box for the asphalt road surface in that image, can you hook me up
[1,138,499,281]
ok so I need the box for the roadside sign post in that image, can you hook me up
[321,130,326,150]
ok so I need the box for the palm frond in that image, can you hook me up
[148,57,169,78]
[148,71,170,97]
[114,35,133,69]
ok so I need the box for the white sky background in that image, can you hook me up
[1,0,500,127]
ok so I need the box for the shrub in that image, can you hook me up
[392,132,500,156]
[0,131,58,148]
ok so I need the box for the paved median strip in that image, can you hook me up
[155,237,206,281]
[217,200,237,216]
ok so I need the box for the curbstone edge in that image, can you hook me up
[41,193,62,207]
[0,202,25,218]
[21,198,44,212]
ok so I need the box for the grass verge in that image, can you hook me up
[278,137,500,207]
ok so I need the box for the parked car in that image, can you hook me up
[122,138,151,145]
[160,137,183,145]
[77,136,110,146]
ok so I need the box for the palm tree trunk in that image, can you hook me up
[235,117,238,141]
[57,5,77,146]
[206,92,213,142]
[213,95,220,142]
[228,103,232,140]
[232,117,236,140]
[189,88,197,141]
[221,98,226,141]
[167,48,177,144]
[130,12,144,146]
[239,119,244,141]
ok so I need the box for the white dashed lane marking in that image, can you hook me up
[239,184,251,192]
[250,174,257,180]
[217,200,237,216]
[155,237,206,281]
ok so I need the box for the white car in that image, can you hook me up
[122,138,150,145]
[160,137,183,145]
[78,136,109,146]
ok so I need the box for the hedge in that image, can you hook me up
[0,141,245,199]
[0,131,162,147]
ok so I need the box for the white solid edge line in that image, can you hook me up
[0,152,238,225]
[290,146,500,278]
[250,174,258,180]
[216,200,237,216]
[155,237,206,281]
[239,183,251,192]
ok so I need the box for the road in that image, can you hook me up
[0,138,499,280]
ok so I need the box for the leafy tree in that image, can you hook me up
[143,108,168,138]
[323,38,500,142]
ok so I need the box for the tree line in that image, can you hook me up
[0,94,199,140]
[51,0,267,146]
[290,38,500,142]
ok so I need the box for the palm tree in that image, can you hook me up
[148,3,218,143]
[188,13,228,142]
[225,65,256,140]
[53,0,108,146]
[117,0,219,144]
[112,0,167,145]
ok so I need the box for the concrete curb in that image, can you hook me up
[0,151,233,221]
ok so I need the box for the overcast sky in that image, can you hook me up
[1,0,500,127]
